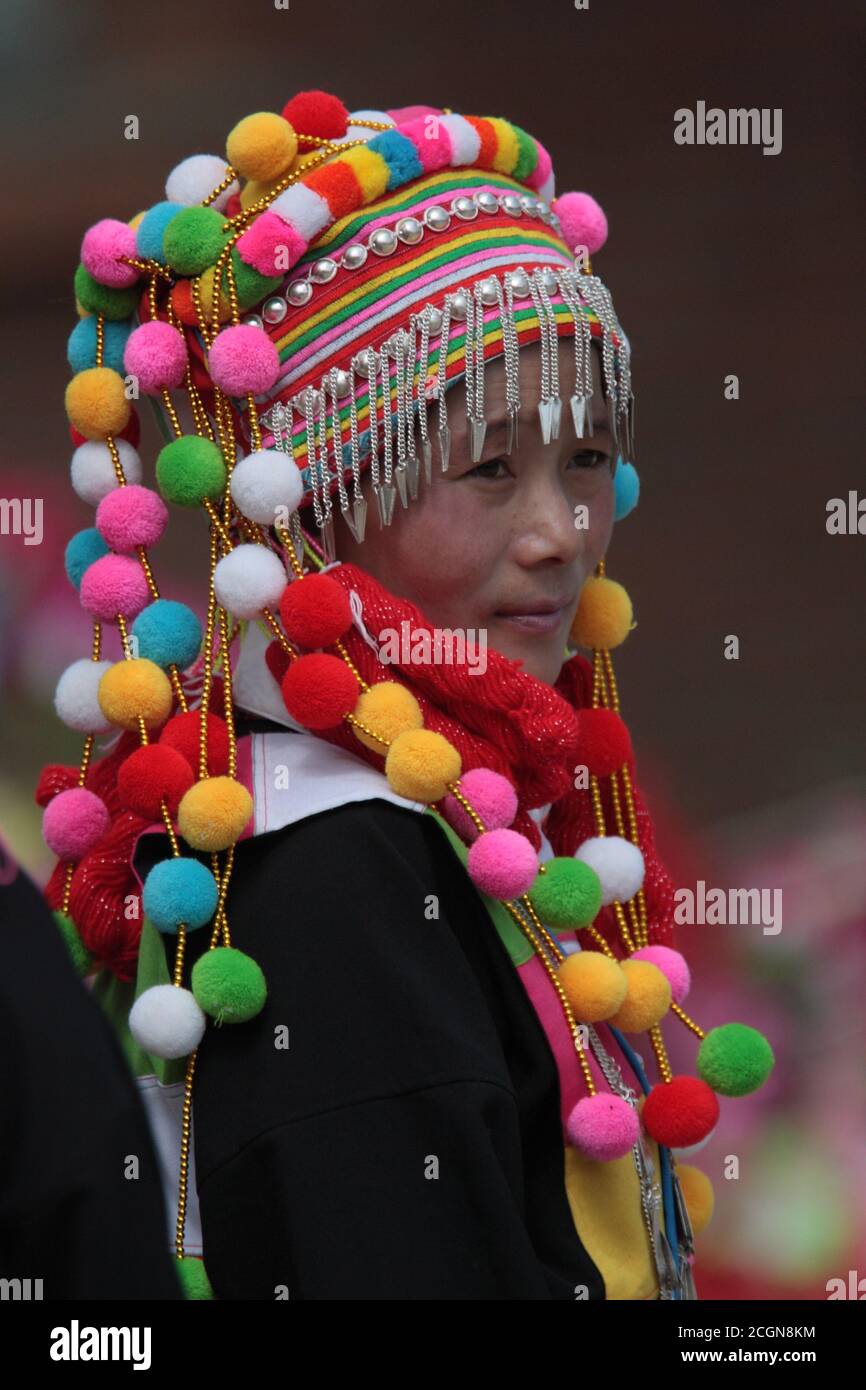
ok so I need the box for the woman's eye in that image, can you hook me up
[569,450,611,469]
[466,458,510,479]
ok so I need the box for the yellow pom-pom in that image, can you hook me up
[98,659,173,731]
[128,211,146,231]
[607,958,671,1032]
[558,951,628,1022]
[385,729,461,803]
[227,113,298,183]
[65,367,131,441]
[196,266,232,323]
[569,575,634,651]
[76,300,88,318]
[487,117,520,173]
[339,146,390,202]
[177,777,253,851]
[676,1164,715,1235]
[352,682,424,752]
[239,174,286,210]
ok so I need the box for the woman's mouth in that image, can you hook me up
[493,604,571,635]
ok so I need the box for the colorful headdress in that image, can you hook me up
[45,91,773,1299]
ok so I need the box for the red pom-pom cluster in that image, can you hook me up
[578,708,633,777]
[641,1075,719,1147]
[117,743,195,819]
[279,574,351,649]
[281,90,349,141]
[158,711,230,776]
[281,653,358,729]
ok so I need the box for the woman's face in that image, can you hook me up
[332,338,616,685]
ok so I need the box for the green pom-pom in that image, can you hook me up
[176,1255,214,1300]
[53,909,94,978]
[225,248,283,311]
[529,856,602,929]
[191,946,267,1023]
[74,264,140,321]
[697,1022,775,1097]
[163,207,228,277]
[156,435,226,507]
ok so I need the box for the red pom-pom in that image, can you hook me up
[281,90,350,141]
[70,408,140,450]
[116,743,195,819]
[279,574,352,648]
[641,1076,720,1148]
[265,638,291,685]
[224,192,242,218]
[280,653,358,729]
[578,708,633,777]
[158,711,230,776]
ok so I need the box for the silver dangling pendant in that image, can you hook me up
[470,417,487,463]
[420,435,432,486]
[406,453,420,500]
[343,495,368,544]
[571,394,587,439]
[375,482,396,527]
[506,408,518,456]
[394,465,409,509]
[319,514,336,566]
[538,397,556,444]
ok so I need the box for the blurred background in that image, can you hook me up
[1,0,863,1300]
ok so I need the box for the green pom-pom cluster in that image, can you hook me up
[529,857,602,929]
[697,1022,774,1097]
[74,264,140,321]
[53,909,94,978]
[224,248,283,311]
[177,1255,214,1300]
[156,435,226,507]
[164,207,228,276]
[191,946,267,1023]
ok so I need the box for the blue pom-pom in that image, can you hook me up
[64,528,110,589]
[135,201,185,266]
[368,129,424,190]
[614,458,640,520]
[142,857,219,933]
[67,316,133,375]
[132,599,203,670]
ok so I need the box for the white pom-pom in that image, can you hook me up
[165,154,238,212]
[129,984,206,1060]
[71,439,142,506]
[230,449,304,525]
[334,109,396,145]
[55,658,115,733]
[574,835,645,906]
[214,544,287,619]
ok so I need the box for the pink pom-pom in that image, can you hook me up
[566,1093,639,1161]
[397,117,453,172]
[553,191,608,256]
[466,827,539,900]
[123,321,188,394]
[79,553,151,621]
[631,945,691,1004]
[95,485,168,552]
[526,140,553,193]
[207,324,281,396]
[43,787,110,859]
[236,211,307,278]
[441,768,518,843]
[80,218,139,288]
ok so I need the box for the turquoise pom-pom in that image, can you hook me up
[132,599,203,670]
[142,857,220,934]
[135,201,185,265]
[696,1022,775,1097]
[614,458,640,520]
[368,129,424,189]
[67,316,134,375]
[64,528,110,589]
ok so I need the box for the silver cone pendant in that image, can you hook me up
[538,397,556,444]
[438,422,451,472]
[394,465,409,509]
[421,436,432,486]
[551,395,562,440]
[375,483,396,527]
[571,394,587,439]
[320,515,336,565]
[469,417,487,463]
[406,453,420,500]
[344,496,368,545]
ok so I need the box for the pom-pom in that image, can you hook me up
[351,682,423,752]
[566,1092,639,1161]
[70,407,140,451]
[191,946,267,1023]
[71,438,142,505]
[614,458,640,520]
[65,367,131,440]
[558,951,628,1022]
[226,112,298,182]
[384,728,462,803]
[280,652,359,730]
[117,744,195,820]
[230,448,304,525]
[467,827,539,900]
[641,1076,720,1148]
[141,856,219,933]
[529,856,602,929]
[577,707,633,777]
[696,1023,775,1097]
[228,247,283,311]
[64,527,109,589]
[675,1164,715,1235]
[207,323,281,396]
[54,658,114,733]
[53,909,94,978]
[98,657,174,730]
[129,983,206,1060]
[176,1255,214,1300]
[156,435,227,508]
[165,154,238,212]
[553,191,609,256]
[43,787,110,860]
[608,958,671,1031]
[135,201,185,265]
[574,835,644,905]
[162,206,227,276]
[123,321,188,394]
[569,576,633,650]
[73,264,139,321]
[631,945,691,1004]
[132,599,202,670]
[177,777,253,851]
[159,711,230,776]
[213,543,287,620]
[79,553,151,622]
[279,574,352,648]
[282,90,350,141]
[67,316,133,376]
[81,218,139,288]
[441,768,518,842]
[95,484,168,552]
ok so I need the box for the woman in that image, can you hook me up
[42,91,774,1300]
